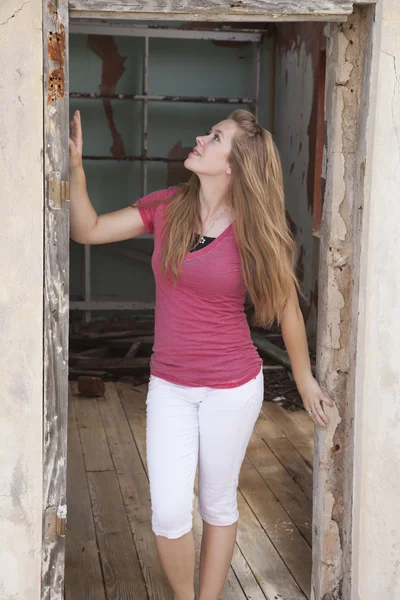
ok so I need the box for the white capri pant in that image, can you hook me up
[145,366,264,539]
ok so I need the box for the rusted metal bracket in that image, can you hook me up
[48,171,70,210]
[44,505,67,542]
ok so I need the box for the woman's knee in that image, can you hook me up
[151,498,193,539]
[198,483,239,527]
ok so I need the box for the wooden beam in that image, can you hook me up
[125,340,142,358]
[70,21,265,41]
[251,331,292,369]
[70,299,155,311]
[251,331,316,374]
[69,0,358,21]
[74,356,150,375]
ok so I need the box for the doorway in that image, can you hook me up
[65,18,321,600]
[41,3,375,599]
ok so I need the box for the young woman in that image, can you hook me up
[69,108,333,600]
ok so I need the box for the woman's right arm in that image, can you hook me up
[69,110,147,245]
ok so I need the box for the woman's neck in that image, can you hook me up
[198,176,230,218]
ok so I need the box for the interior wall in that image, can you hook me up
[68,27,274,308]
[273,23,327,346]
[0,0,43,598]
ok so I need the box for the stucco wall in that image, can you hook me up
[352,1,400,598]
[0,1,43,598]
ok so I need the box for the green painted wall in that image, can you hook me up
[69,27,274,308]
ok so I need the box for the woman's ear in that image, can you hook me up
[226,165,232,175]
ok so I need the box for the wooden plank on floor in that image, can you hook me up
[118,382,261,600]
[262,403,312,439]
[288,439,314,471]
[230,546,268,600]
[254,407,287,439]
[98,383,172,600]
[246,431,312,545]
[236,491,306,600]
[65,385,106,600]
[88,470,148,600]
[117,383,148,470]
[72,381,114,472]
[267,438,314,501]
[239,456,311,598]
[262,403,314,466]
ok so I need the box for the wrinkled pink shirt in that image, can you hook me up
[136,187,262,389]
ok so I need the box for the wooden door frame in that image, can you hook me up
[41,1,377,598]
[68,0,367,22]
[42,1,70,599]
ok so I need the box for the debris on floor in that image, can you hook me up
[77,375,106,397]
[69,317,153,385]
[69,318,315,412]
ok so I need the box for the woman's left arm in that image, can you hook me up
[280,280,333,429]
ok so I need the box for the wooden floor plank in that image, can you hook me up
[239,456,312,597]
[73,382,114,472]
[257,405,314,470]
[262,403,314,467]
[254,407,287,440]
[67,388,99,540]
[230,546,268,600]
[65,386,107,600]
[246,431,312,545]
[266,438,314,501]
[88,470,148,600]
[236,491,306,600]
[65,539,106,600]
[287,410,315,469]
[98,383,172,599]
[117,383,148,470]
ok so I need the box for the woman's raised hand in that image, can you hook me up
[68,107,147,244]
[69,109,83,170]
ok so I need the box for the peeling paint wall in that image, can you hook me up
[273,24,326,347]
[0,0,43,598]
[352,1,400,597]
[69,30,274,305]
[312,9,372,598]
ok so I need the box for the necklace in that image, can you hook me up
[198,205,230,244]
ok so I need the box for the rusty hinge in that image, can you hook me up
[44,505,67,542]
[48,171,70,210]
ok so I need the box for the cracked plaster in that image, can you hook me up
[0,0,31,27]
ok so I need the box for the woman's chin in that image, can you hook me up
[184,157,196,173]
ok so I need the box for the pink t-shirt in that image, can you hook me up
[136,186,262,389]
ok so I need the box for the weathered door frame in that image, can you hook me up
[41,1,377,599]
[42,1,70,599]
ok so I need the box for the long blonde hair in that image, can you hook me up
[146,109,299,328]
